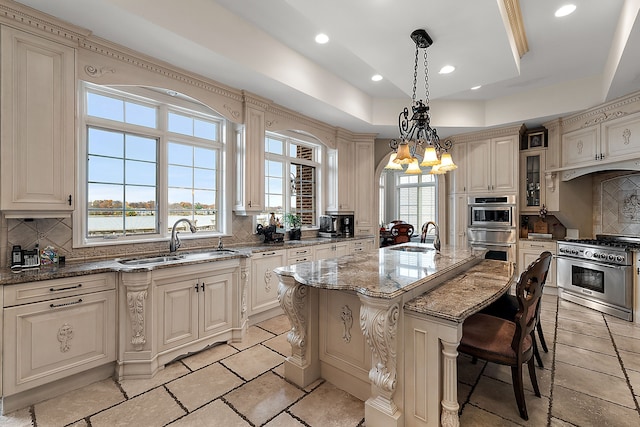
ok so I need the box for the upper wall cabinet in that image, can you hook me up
[0,26,76,213]
[234,103,265,215]
[446,142,467,194]
[353,138,375,235]
[326,136,354,213]
[467,135,517,194]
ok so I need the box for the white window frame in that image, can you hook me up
[74,82,229,247]
[394,172,438,229]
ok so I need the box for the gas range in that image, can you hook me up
[557,234,640,266]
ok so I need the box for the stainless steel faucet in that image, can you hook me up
[423,221,441,253]
[169,218,197,253]
[217,237,224,251]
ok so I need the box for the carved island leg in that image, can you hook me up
[440,328,462,427]
[276,274,319,387]
[359,295,403,427]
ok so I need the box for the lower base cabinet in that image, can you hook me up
[518,240,557,291]
[2,274,116,396]
[250,250,286,316]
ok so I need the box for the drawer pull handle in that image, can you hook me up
[50,298,83,308]
[50,284,82,292]
[263,252,276,256]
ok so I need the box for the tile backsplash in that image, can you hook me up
[593,171,640,236]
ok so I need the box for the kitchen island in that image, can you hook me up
[274,243,515,427]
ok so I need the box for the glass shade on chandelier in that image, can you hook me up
[386,28,456,175]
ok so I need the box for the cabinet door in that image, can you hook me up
[520,149,546,213]
[315,244,335,260]
[492,135,517,193]
[466,139,491,193]
[156,277,198,352]
[447,142,467,194]
[336,139,355,211]
[233,106,265,215]
[250,250,286,315]
[3,290,116,395]
[448,194,468,248]
[354,140,375,233]
[200,272,233,338]
[561,126,599,167]
[0,27,75,211]
[602,111,640,161]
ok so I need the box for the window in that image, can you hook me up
[396,173,437,228]
[79,83,226,244]
[259,133,320,228]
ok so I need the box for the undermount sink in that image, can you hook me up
[389,245,434,253]
[182,249,239,259]
[117,255,185,266]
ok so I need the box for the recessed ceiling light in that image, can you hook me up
[555,4,576,17]
[371,74,383,82]
[471,85,482,90]
[439,65,455,74]
[315,33,329,44]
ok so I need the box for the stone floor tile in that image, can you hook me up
[0,407,33,427]
[552,385,640,427]
[459,404,521,426]
[90,387,185,426]
[620,349,640,371]
[558,299,599,315]
[626,368,640,397]
[289,382,364,427]
[257,314,292,335]
[482,362,552,397]
[229,325,276,351]
[170,399,250,426]
[34,379,125,427]
[302,378,324,393]
[119,361,190,398]
[225,372,305,426]
[263,412,306,427]
[272,362,285,378]
[223,344,284,380]
[550,417,578,426]
[557,307,606,324]
[468,375,549,425]
[180,342,238,371]
[166,363,244,412]
[263,333,292,357]
[457,354,486,385]
[458,382,473,405]
[555,343,624,377]
[554,361,636,408]
[556,329,616,355]
[556,317,610,338]
[612,334,640,354]
[608,320,640,339]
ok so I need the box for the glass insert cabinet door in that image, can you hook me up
[519,149,546,212]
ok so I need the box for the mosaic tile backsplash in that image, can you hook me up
[600,173,640,236]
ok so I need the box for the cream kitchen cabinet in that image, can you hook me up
[2,274,116,401]
[448,193,469,249]
[0,26,76,213]
[520,148,546,213]
[250,249,286,316]
[561,111,640,168]
[233,102,265,215]
[327,136,354,213]
[154,268,234,353]
[446,141,468,194]
[315,241,350,259]
[350,238,375,254]
[518,240,556,291]
[353,139,376,235]
[467,135,518,194]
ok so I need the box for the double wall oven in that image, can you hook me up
[467,195,517,263]
[557,235,635,321]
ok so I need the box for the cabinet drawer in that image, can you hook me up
[3,289,116,395]
[287,247,313,259]
[4,273,116,307]
[519,241,556,252]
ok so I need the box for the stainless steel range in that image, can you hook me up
[557,235,636,321]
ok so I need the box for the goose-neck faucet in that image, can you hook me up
[170,218,197,253]
[423,221,441,253]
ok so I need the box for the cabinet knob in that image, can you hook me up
[68,195,72,206]
[195,283,199,292]
[201,283,205,292]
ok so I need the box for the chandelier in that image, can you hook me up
[385,29,456,175]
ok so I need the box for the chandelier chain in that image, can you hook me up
[412,45,419,103]
[423,50,429,107]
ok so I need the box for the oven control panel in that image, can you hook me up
[557,243,630,266]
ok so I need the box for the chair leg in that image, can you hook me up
[511,364,528,421]
[533,336,544,368]
[536,321,548,353]
[527,356,541,398]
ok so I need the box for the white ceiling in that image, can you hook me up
[15,0,640,138]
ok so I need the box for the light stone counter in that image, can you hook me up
[274,243,514,427]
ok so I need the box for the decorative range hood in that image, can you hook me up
[547,158,640,183]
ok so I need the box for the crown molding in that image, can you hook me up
[502,0,529,57]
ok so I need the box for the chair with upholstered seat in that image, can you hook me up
[458,251,552,420]
[390,223,414,245]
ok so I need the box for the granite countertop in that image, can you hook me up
[274,243,484,299]
[0,236,375,286]
[404,259,516,323]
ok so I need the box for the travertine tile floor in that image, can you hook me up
[2,294,640,426]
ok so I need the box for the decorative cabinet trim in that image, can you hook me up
[126,287,148,350]
[57,323,74,352]
[277,276,309,362]
[340,305,353,343]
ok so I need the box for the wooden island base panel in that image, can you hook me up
[275,244,515,427]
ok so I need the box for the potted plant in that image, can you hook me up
[283,213,302,240]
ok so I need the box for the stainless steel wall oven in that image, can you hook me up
[467,195,517,263]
